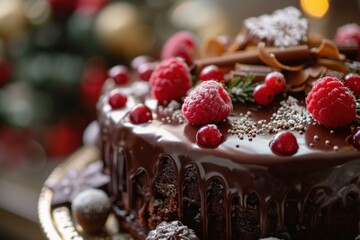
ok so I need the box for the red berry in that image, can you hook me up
[253,84,274,106]
[306,77,356,128]
[108,65,130,85]
[343,73,360,97]
[0,59,11,87]
[80,65,108,109]
[129,104,153,124]
[269,131,299,156]
[161,31,197,66]
[182,80,233,125]
[108,90,127,109]
[199,65,224,82]
[352,129,360,150]
[48,0,77,15]
[196,124,223,148]
[150,57,192,103]
[76,0,107,14]
[334,23,360,48]
[131,55,153,71]
[264,71,286,94]
[137,62,156,81]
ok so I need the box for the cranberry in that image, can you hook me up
[199,65,224,82]
[269,131,299,156]
[196,124,223,148]
[131,55,153,71]
[352,129,360,150]
[108,90,127,109]
[343,73,360,97]
[137,62,156,81]
[108,65,130,85]
[129,104,153,124]
[264,71,286,94]
[253,84,274,106]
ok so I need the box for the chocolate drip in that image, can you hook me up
[182,164,202,238]
[131,169,150,227]
[149,156,179,229]
[231,193,261,240]
[206,178,227,240]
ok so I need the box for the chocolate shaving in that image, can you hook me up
[202,38,227,58]
[193,44,310,72]
[312,39,345,60]
[258,42,305,71]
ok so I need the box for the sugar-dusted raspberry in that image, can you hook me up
[334,23,360,48]
[270,131,299,156]
[182,80,233,125]
[196,124,223,148]
[149,57,192,103]
[343,73,360,97]
[306,77,356,128]
[161,31,197,66]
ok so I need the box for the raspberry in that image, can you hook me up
[264,71,286,94]
[182,80,233,125]
[343,73,360,97]
[129,104,153,124]
[269,131,298,156]
[108,89,127,109]
[149,57,192,103]
[334,23,360,48]
[199,65,224,83]
[196,124,223,148]
[253,84,274,106]
[161,31,197,66]
[108,65,130,85]
[306,77,356,128]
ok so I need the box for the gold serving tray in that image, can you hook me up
[38,146,134,240]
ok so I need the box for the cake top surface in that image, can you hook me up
[98,6,360,170]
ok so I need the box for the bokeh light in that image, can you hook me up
[300,0,329,18]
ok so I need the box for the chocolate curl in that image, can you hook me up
[311,39,345,60]
[258,42,305,71]
[193,44,310,73]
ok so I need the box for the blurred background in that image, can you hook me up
[0,0,359,239]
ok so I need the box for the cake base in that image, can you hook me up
[38,146,134,240]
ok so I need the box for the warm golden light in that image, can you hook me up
[300,0,329,18]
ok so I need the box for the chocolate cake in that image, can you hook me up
[97,8,360,240]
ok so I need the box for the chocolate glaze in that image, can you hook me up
[98,81,360,240]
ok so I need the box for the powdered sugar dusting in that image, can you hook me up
[245,7,309,47]
[72,189,110,214]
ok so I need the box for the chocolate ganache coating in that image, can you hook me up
[98,81,360,240]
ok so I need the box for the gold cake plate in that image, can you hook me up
[38,146,134,240]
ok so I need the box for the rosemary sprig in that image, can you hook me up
[225,75,258,103]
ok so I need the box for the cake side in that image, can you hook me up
[98,83,360,239]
